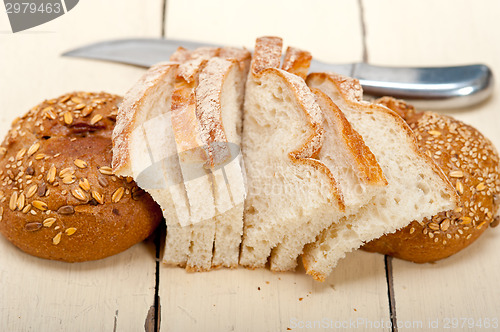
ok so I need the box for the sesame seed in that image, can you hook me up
[466,234,472,240]
[35,153,47,160]
[456,181,464,195]
[428,130,441,137]
[409,227,415,234]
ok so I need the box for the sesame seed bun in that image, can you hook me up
[363,97,500,263]
[0,92,162,262]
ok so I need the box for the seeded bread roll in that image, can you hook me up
[0,92,162,262]
[363,97,500,263]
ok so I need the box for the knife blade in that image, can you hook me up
[62,38,494,109]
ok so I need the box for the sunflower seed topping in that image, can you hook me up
[63,111,73,125]
[79,178,90,192]
[47,165,56,183]
[91,190,104,204]
[9,191,18,210]
[27,142,40,157]
[90,114,103,125]
[57,205,75,215]
[111,187,125,203]
[25,222,42,232]
[65,228,77,236]
[74,159,88,169]
[71,188,87,201]
[32,200,48,211]
[43,217,56,227]
[52,232,62,245]
[98,166,113,175]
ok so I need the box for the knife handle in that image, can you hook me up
[311,61,494,110]
[355,63,494,109]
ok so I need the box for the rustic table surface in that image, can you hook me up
[1,1,499,331]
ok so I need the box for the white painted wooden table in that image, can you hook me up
[1,1,499,331]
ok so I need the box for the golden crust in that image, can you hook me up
[363,97,500,263]
[112,62,178,175]
[251,36,283,75]
[0,92,162,262]
[311,88,387,186]
[307,72,460,204]
[249,37,345,211]
[281,47,312,80]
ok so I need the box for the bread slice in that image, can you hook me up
[166,47,250,270]
[111,61,192,226]
[111,61,196,266]
[303,73,460,281]
[205,50,251,268]
[269,90,388,271]
[114,46,250,271]
[268,48,387,271]
[239,37,345,268]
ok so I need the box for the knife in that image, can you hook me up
[62,38,494,109]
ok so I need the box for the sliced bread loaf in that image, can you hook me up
[239,37,345,268]
[303,73,460,281]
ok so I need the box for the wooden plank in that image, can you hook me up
[161,252,390,332]
[161,1,391,331]
[0,0,164,330]
[364,0,500,329]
